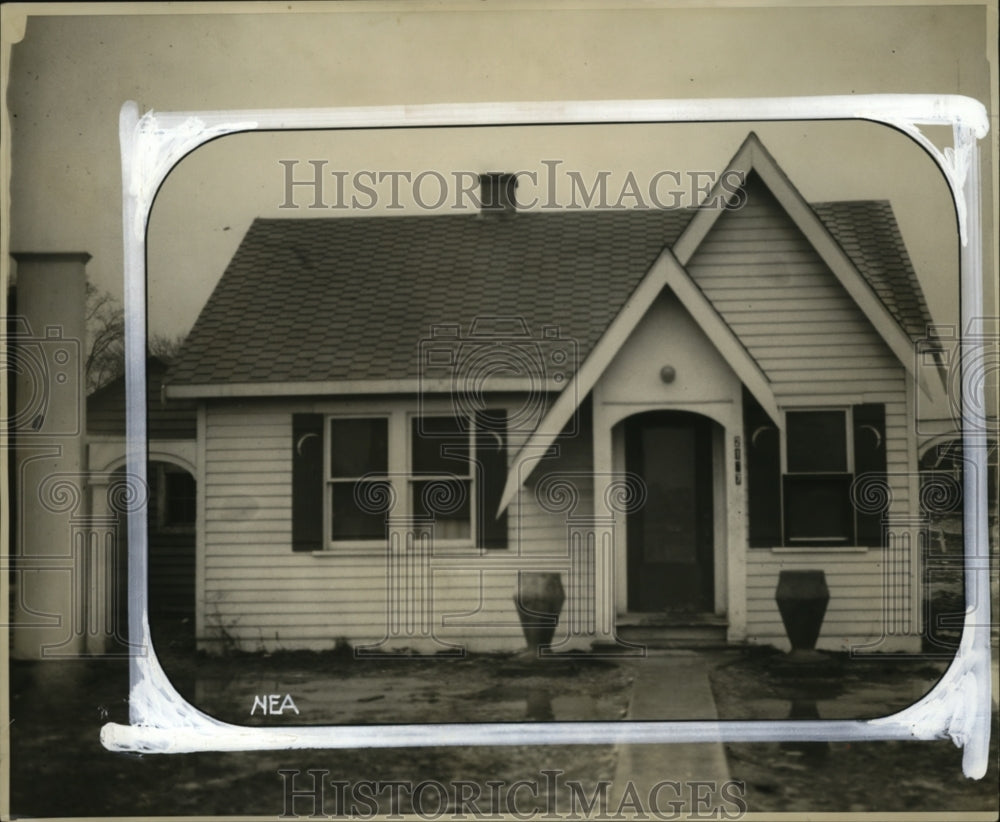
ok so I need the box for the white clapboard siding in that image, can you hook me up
[688,177,916,644]
[201,403,594,653]
[745,549,918,650]
[508,421,595,556]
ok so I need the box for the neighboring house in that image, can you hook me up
[165,133,944,655]
[87,356,198,645]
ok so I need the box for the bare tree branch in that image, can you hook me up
[85,282,125,394]
[85,282,188,394]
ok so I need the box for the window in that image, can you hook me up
[163,469,197,528]
[783,410,853,545]
[743,391,886,548]
[151,464,196,530]
[291,410,508,551]
[327,417,390,541]
[411,416,473,540]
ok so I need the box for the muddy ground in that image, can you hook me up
[9,650,632,818]
[8,640,998,818]
[708,646,999,814]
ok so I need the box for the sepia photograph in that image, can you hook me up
[2,2,997,819]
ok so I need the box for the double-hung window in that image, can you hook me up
[782,410,854,546]
[744,390,886,548]
[292,410,507,552]
[410,416,473,541]
[327,417,390,542]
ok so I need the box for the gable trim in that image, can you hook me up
[673,132,932,398]
[496,248,781,514]
[163,377,566,400]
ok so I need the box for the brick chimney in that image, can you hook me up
[480,172,518,217]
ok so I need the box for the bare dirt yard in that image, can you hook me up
[9,650,633,818]
[708,645,999,815]
[8,640,998,818]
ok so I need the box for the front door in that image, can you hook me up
[625,412,714,612]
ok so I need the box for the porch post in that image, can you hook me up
[880,514,924,652]
[726,405,749,643]
[590,394,617,643]
[83,475,128,654]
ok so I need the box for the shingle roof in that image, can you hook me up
[166,202,934,389]
[166,210,694,386]
[811,200,934,342]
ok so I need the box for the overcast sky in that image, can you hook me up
[5,2,995,344]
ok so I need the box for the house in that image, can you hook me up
[86,357,198,648]
[164,133,943,655]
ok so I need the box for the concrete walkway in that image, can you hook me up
[612,651,734,808]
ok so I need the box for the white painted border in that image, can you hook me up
[100,94,992,780]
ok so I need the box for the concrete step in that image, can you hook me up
[605,623,730,650]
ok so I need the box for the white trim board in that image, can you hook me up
[497,248,781,514]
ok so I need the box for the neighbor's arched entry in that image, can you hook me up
[113,460,197,649]
[623,410,716,613]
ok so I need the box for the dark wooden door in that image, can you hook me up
[625,412,714,612]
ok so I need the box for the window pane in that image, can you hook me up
[475,409,508,549]
[330,481,389,540]
[786,411,847,473]
[783,474,853,544]
[412,416,469,474]
[330,418,388,477]
[164,471,196,526]
[412,479,471,539]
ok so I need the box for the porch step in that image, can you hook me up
[609,613,730,649]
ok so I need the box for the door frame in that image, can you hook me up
[608,407,730,622]
[623,410,715,612]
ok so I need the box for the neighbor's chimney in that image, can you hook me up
[10,252,91,659]
[480,172,518,217]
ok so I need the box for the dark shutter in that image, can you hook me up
[743,389,781,548]
[476,410,508,549]
[292,413,324,552]
[853,403,887,547]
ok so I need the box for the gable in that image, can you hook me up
[599,286,742,404]
[495,246,781,513]
[674,133,936,398]
[686,172,907,398]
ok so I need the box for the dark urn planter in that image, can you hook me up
[775,570,830,653]
[513,572,566,652]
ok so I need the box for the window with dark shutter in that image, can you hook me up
[302,409,509,552]
[329,417,390,541]
[783,409,853,546]
[752,401,889,550]
[476,409,508,550]
[411,416,472,540]
[743,389,781,548]
[292,414,324,551]
[853,403,887,547]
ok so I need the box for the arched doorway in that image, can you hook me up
[113,460,197,650]
[624,410,716,613]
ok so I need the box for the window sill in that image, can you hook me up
[310,543,498,557]
[768,545,870,554]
